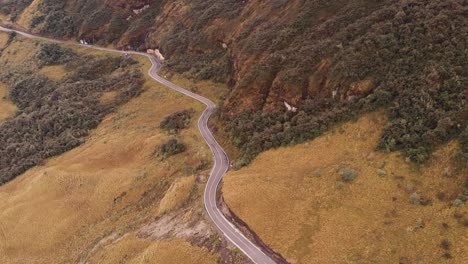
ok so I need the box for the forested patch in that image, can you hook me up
[0,0,33,21]
[223,0,467,166]
[35,43,77,66]
[0,44,144,185]
[157,138,186,160]
[160,109,193,134]
[3,0,466,169]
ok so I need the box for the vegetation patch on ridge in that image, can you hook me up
[0,38,144,185]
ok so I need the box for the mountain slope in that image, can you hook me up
[0,32,242,263]
[224,112,468,263]
[2,0,465,166]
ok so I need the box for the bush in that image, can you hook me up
[30,15,45,28]
[41,10,77,37]
[157,139,186,160]
[159,110,193,134]
[82,5,113,31]
[440,239,451,250]
[35,43,76,66]
[338,167,358,182]
[0,0,33,20]
[9,75,56,108]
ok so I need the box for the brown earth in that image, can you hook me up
[223,112,467,263]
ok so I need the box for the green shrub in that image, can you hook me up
[40,9,76,37]
[0,0,33,20]
[157,139,186,160]
[35,43,76,66]
[159,110,193,134]
[338,167,358,182]
[30,15,45,28]
[82,5,113,31]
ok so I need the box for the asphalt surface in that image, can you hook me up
[0,25,276,264]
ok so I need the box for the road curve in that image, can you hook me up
[0,25,276,264]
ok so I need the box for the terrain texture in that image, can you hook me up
[2,0,465,166]
[0,1,466,263]
[224,113,467,263]
[0,32,244,264]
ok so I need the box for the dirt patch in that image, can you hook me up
[88,235,218,264]
[139,209,213,242]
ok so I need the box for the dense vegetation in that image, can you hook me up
[222,0,467,166]
[0,0,33,21]
[35,43,77,66]
[0,43,144,185]
[157,138,186,160]
[159,109,193,134]
[2,0,466,168]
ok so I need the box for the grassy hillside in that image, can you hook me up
[0,33,244,263]
[224,112,467,263]
[0,1,466,262]
[0,32,144,184]
[2,0,465,167]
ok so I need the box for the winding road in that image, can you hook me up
[0,25,276,264]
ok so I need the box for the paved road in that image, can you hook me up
[0,25,276,264]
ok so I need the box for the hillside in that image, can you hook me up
[224,112,467,263]
[1,0,465,167]
[0,32,244,263]
[0,1,466,263]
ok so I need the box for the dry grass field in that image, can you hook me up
[0,32,8,46]
[15,0,44,29]
[0,34,221,263]
[224,112,467,264]
[38,65,68,80]
[162,70,230,105]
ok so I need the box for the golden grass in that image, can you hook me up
[0,83,16,122]
[158,176,195,215]
[0,33,8,47]
[16,0,44,29]
[99,91,119,104]
[89,235,218,264]
[0,37,218,263]
[38,65,68,80]
[0,13,9,24]
[224,112,467,264]
[162,70,229,104]
[0,35,39,65]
